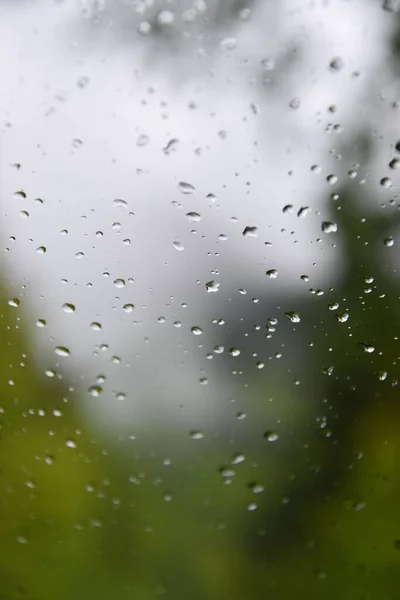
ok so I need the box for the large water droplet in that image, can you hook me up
[205,280,220,293]
[321,221,338,233]
[285,311,300,323]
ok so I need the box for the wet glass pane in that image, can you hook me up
[1,0,400,598]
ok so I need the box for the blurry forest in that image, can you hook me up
[1,0,400,599]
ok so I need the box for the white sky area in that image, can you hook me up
[0,0,397,433]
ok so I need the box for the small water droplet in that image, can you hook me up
[163,138,179,155]
[123,303,135,313]
[297,206,311,218]
[266,269,278,279]
[359,343,375,353]
[326,174,338,185]
[285,311,300,323]
[173,240,185,251]
[220,37,237,51]
[62,303,75,313]
[205,280,220,293]
[213,345,224,354]
[231,453,245,465]
[242,226,258,238]
[249,482,264,494]
[186,211,201,223]
[8,298,20,308]
[190,430,204,439]
[178,181,195,195]
[264,431,279,442]
[384,236,394,247]
[113,198,127,208]
[137,134,150,147]
[321,221,338,233]
[36,319,46,328]
[247,502,258,511]
[65,438,77,448]
[36,246,46,254]
[229,348,241,357]
[381,177,392,188]
[114,278,125,288]
[88,385,102,398]
[90,322,102,331]
[329,56,344,71]
[289,97,301,110]
[282,204,294,214]
[55,346,70,357]
[191,326,203,335]
[337,312,349,323]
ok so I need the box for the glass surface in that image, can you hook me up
[1,0,400,598]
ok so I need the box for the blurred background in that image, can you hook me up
[1,0,400,598]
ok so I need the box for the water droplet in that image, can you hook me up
[190,431,204,439]
[36,246,46,254]
[113,198,127,208]
[229,348,241,357]
[157,9,175,25]
[289,97,301,110]
[199,377,209,385]
[329,56,344,71]
[359,343,375,353]
[266,269,278,279]
[36,319,46,328]
[163,138,179,155]
[205,280,220,293]
[186,211,201,223]
[137,134,150,147]
[282,204,294,214]
[389,158,400,170]
[321,221,338,233]
[242,226,258,238]
[62,303,75,313]
[337,312,349,323]
[264,431,279,442]
[247,502,258,511]
[326,174,338,185]
[172,240,185,251]
[384,236,394,247]
[231,453,245,465]
[20,210,29,218]
[65,438,77,448]
[114,278,125,288]
[213,345,224,354]
[77,75,90,89]
[297,206,311,218]
[54,346,70,357]
[220,37,237,51]
[137,20,152,35]
[88,385,102,398]
[285,311,300,323]
[90,322,102,331]
[16,535,28,544]
[123,303,135,313]
[178,181,195,195]
[328,301,339,311]
[191,326,203,335]
[380,177,392,188]
[249,482,264,494]
[383,0,400,13]
[8,298,20,308]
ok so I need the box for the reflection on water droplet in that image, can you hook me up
[88,385,102,398]
[54,346,70,357]
[321,221,338,233]
[191,326,203,335]
[264,431,279,442]
[178,181,195,195]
